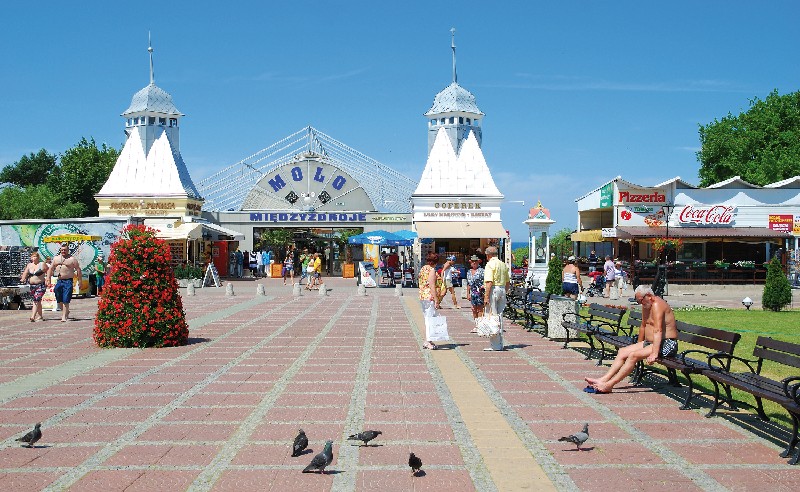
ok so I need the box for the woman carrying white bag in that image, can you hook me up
[481,246,510,351]
[418,252,448,350]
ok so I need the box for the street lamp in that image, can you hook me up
[742,297,754,310]
[658,204,675,297]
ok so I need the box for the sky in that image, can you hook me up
[2,1,798,242]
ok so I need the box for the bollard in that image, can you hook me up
[461,285,468,299]
[318,283,327,296]
[357,284,367,296]
[226,283,235,296]
[293,283,302,297]
[187,283,196,296]
[256,284,266,296]
[395,284,403,296]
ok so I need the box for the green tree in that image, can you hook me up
[697,90,800,187]
[49,138,119,216]
[544,255,563,295]
[0,185,85,220]
[762,257,792,311]
[550,227,574,259]
[0,149,57,186]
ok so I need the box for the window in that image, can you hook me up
[449,117,454,124]
[466,118,471,125]
[459,117,464,124]
[440,118,445,124]
[159,117,166,126]
[678,242,705,262]
[430,119,437,126]
[148,117,156,125]
[169,118,178,127]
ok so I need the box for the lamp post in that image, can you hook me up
[742,297,754,310]
[659,204,675,296]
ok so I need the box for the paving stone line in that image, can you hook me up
[332,295,378,492]
[449,341,580,492]
[187,296,355,491]
[401,296,498,492]
[0,297,266,406]
[37,296,282,489]
[512,345,729,491]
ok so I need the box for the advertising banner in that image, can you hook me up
[769,214,793,233]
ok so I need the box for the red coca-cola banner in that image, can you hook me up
[678,205,736,225]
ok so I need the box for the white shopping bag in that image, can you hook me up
[425,315,450,341]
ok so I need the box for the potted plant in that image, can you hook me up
[735,260,755,269]
[714,259,730,269]
[174,265,204,287]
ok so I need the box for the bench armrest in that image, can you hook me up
[677,349,715,367]
[782,376,800,406]
[707,353,759,373]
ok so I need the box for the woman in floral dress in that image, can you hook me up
[418,252,441,350]
[466,255,486,330]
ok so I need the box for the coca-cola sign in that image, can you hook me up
[678,205,736,225]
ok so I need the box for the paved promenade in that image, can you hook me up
[1,277,798,491]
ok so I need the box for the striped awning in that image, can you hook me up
[570,229,604,242]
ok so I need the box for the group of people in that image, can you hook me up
[19,243,95,323]
[281,245,323,289]
[562,251,628,300]
[418,246,510,352]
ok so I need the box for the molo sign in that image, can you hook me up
[678,205,736,225]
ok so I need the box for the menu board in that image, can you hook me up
[167,240,186,267]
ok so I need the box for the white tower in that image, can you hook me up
[96,36,203,218]
[524,201,556,288]
[424,28,484,156]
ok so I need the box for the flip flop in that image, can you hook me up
[583,386,610,394]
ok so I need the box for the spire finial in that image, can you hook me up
[148,31,154,85]
[450,27,457,84]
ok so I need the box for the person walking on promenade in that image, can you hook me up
[418,252,441,350]
[562,255,582,300]
[466,255,485,331]
[46,243,81,323]
[282,246,295,285]
[20,250,47,322]
[603,255,616,298]
[588,250,598,273]
[483,246,510,351]
[307,252,322,290]
[584,285,678,394]
[94,254,106,296]
[441,255,460,308]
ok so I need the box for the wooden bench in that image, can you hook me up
[523,291,550,336]
[703,336,800,465]
[503,286,529,323]
[561,303,626,359]
[593,314,742,410]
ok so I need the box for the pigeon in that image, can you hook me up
[408,452,423,476]
[302,440,333,474]
[291,429,309,457]
[558,423,589,450]
[16,423,42,448]
[347,430,382,446]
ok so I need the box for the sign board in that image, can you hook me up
[358,261,378,288]
[768,214,793,233]
[678,205,736,225]
[601,228,617,238]
[203,263,221,287]
[795,214,800,236]
[599,183,613,208]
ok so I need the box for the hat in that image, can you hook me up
[568,255,576,262]
[469,255,481,261]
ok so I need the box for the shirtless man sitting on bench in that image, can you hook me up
[584,285,678,394]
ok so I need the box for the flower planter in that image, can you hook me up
[177,279,189,288]
[192,279,203,288]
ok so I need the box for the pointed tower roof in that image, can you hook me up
[122,83,184,117]
[424,29,483,117]
[96,128,202,199]
[413,128,500,196]
[526,200,555,224]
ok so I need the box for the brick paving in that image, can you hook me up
[0,277,798,491]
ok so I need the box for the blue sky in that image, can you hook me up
[2,1,798,242]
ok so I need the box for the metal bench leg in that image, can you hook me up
[706,380,722,418]
[667,368,681,387]
[779,413,799,463]
[755,396,769,421]
[679,372,694,410]
[562,329,570,349]
[585,334,597,360]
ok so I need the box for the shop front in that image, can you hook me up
[573,176,800,284]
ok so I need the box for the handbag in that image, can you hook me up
[476,314,501,337]
[306,265,315,273]
[425,315,450,341]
